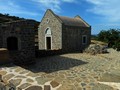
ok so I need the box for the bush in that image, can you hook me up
[97,29,120,51]
[114,41,120,51]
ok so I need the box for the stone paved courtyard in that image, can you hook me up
[0,49,120,90]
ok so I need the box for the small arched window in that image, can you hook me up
[45,28,51,35]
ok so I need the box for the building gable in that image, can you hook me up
[39,9,62,28]
[38,9,62,50]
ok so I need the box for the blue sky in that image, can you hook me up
[0,0,120,34]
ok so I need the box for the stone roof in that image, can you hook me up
[57,15,90,27]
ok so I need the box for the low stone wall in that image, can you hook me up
[0,48,10,64]
[35,50,64,58]
[35,49,82,58]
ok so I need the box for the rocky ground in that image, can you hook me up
[0,48,120,90]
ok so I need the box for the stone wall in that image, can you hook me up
[38,10,62,50]
[62,25,91,52]
[0,25,3,48]
[1,20,37,64]
[38,25,91,55]
[35,50,64,58]
[81,27,91,49]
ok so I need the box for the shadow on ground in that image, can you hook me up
[21,55,88,73]
[0,63,16,68]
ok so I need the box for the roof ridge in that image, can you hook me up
[58,16,81,20]
[57,15,90,27]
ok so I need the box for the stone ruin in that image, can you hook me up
[0,20,38,64]
[84,44,108,55]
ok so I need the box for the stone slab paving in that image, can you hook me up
[0,49,120,90]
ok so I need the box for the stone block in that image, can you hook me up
[50,80,59,88]
[9,79,22,86]
[25,86,42,90]
[44,85,51,90]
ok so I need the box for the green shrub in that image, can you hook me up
[97,29,120,51]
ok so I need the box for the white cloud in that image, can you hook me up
[34,0,61,13]
[0,0,77,16]
[31,0,77,13]
[0,0,39,16]
[62,0,76,3]
[86,0,120,22]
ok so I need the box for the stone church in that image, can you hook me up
[38,9,91,52]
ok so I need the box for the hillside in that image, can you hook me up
[0,13,26,24]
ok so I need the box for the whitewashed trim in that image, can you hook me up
[45,35,52,50]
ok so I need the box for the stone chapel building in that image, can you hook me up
[38,9,91,52]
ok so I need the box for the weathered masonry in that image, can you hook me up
[0,20,37,64]
[38,9,91,52]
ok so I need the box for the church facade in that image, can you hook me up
[38,9,91,52]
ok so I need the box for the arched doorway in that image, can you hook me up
[45,28,52,50]
[7,37,18,50]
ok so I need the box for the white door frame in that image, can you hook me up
[45,35,52,50]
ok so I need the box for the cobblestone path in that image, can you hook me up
[0,49,120,90]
